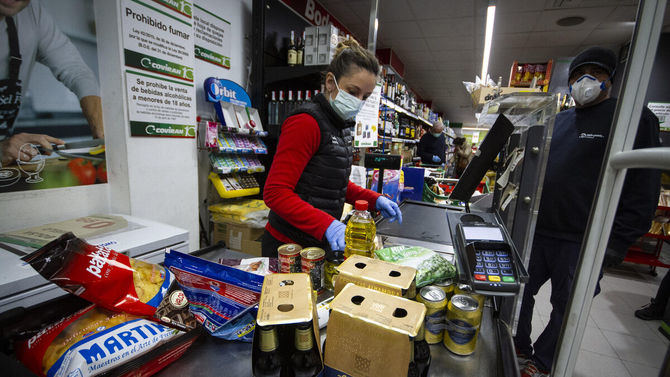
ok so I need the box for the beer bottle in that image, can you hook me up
[290,322,320,377]
[407,339,420,377]
[414,322,431,377]
[254,325,282,377]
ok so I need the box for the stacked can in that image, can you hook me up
[454,283,485,308]
[301,247,325,292]
[278,244,302,273]
[434,278,455,301]
[416,286,447,344]
[443,294,482,355]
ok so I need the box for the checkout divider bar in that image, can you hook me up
[552,1,668,376]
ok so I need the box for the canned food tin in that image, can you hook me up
[454,283,485,308]
[301,248,326,291]
[444,294,482,355]
[278,244,302,273]
[416,286,447,344]
[434,278,455,300]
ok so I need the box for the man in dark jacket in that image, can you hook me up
[417,121,446,165]
[515,47,661,377]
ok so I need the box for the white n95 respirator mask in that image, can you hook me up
[570,74,607,106]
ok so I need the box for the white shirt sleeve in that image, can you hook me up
[33,1,100,99]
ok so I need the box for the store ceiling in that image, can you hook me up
[319,0,670,124]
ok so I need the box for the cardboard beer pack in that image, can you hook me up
[324,283,426,377]
[253,273,323,375]
[334,255,417,299]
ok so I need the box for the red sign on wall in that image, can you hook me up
[278,0,353,37]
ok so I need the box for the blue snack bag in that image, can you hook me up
[164,250,264,341]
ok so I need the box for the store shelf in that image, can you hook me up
[208,172,260,199]
[378,136,419,144]
[216,134,268,154]
[199,120,268,137]
[264,65,327,84]
[642,233,670,241]
[381,98,432,126]
[209,155,266,174]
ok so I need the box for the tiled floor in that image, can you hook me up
[527,263,669,377]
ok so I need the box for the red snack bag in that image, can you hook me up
[22,232,197,331]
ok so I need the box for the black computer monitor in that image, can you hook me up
[449,114,515,203]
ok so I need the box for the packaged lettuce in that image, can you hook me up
[375,245,456,287]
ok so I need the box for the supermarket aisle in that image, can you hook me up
[530,264,669,377]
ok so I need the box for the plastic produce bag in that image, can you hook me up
[375,245,456,287]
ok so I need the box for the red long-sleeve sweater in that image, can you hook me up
[264,113,380,244]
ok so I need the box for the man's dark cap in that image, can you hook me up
[569,47,617,80]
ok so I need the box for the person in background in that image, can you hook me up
[0,0,103,166]
[417,121,446,165]
[453,137,473,177]
[635,269,670,320]
[514,47,661,377]
[262,38,402,256]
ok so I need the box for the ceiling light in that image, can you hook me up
[556,16,585,27]
[481,5,496,82]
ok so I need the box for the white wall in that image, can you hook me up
[195,0,253,245]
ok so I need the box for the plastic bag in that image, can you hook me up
[164,250,263,341]
[374,245,456,287]
[208,199,269,228]
[15,305,190,377]
[22,233,197,331]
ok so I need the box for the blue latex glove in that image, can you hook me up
[325,220,346,251]
[432,155,441,163]
[376,196,403,224]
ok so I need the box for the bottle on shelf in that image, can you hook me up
[305,90,312,103]
[253,325,282,377]
[277,90,285,125]
[287,90,295,115]
[268,91,278,126]
[288,30,297,66]
[289,322,321,377]
[297,31,305,65]
[296,90,303,108]
[344,200,376,258]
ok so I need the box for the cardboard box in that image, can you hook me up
[253,273,323,374]
[324,284,426,377]
[317,24,339,65]
[304,26,319,66]
[211,220,263,256]
[334,255,417,299]
[471,86,541,107]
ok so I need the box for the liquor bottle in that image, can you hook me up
[268,91,277,126]
[296,90,303,108]
[278,90,285,125]
[290,322,321,377]
[305,90,312,102]
[254,325,282,377]
[288,31,297,66]
[287,90,294,114]
[297,31,305,65]
[414,321,431,377]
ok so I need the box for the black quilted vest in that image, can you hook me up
[268,93,354,249]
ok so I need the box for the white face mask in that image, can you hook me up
[570,74,607,106]
[329,76,365,120]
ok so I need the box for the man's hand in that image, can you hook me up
[0,133,65,166]
[80,95,104,139]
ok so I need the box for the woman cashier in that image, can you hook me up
[263,39,402,256]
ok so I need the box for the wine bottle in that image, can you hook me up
[268,91,277,126]
[288,31,297,66]
[297,31,305,65]
[278,90,285,124]
[254,326,282,377]
[407,339,420,377]
[414,321,431,377]
[289,322,321,377]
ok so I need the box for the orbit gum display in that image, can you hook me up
[22,232,197,331]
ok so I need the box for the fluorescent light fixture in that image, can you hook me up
[462,127,490,131]
[480,5,496,82]
[375,18,378,31]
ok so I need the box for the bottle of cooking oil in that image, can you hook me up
[344,200,376,258]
